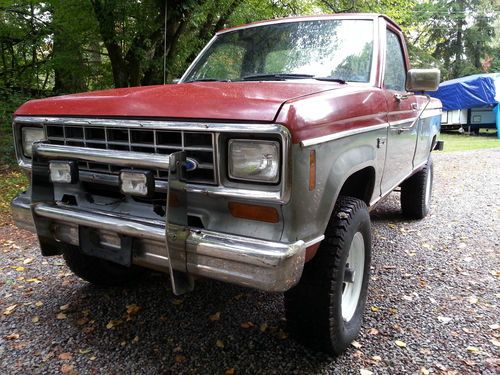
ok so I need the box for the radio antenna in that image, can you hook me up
[163,0,167,84]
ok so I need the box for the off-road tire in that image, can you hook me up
[284,196,371,355]
[63,246,144,286]
[400,157,433,219]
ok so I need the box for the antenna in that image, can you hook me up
[163,0,167,84]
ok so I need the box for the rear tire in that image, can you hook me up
[63,246,144,286]
[400,157,433,219]
[284,196,371,355]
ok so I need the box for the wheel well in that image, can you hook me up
[338,167,375,206]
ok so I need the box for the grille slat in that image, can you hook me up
[45,124,216,185]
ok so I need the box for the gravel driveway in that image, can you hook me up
[1,148,499,375]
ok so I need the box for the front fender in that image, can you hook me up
[280,128,386,244]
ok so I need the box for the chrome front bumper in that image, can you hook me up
[12,193,306,292]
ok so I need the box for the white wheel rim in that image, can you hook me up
[424,166,432,208]
[342,232,365,322]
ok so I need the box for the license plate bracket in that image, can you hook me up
[79,226,133,267]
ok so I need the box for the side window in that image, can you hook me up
[384,30,406,91]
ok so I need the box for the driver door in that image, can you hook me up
[380,27,419,193]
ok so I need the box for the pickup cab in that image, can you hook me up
[11,13,442,354]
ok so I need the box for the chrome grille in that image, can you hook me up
[44,124,216,184]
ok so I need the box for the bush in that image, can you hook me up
[0,88,41,167]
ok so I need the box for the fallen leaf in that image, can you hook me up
[370,306,380,312]
[105,319,122,329]
[32,316,40,323]
[76,317,89,326]
[276,329,288,340]
[11,266,25,272]
[58,352,73,360]
[23,258,33,264]
[175,354,187,363]
[490,339,500,347]
[420,368,430,375]
[389,308,398,314]
[26,278,42,283]
[468,295,478,304]
[372,355,382,362]
[60,364,75,374]
[56,313,67,320]
[225,368,235,375]
[126,304,141,315]
[368,328,379,335]
[360,369,373,375]
[132,336,139,344]
[466,346,480,353]
[79,348,92,355]
[388,223,397,229]
[490,270,500,277]
[422,243,431,249]
[260,323,268,332]
[437,316,452,324]
[489,323,500,330]
[209,312,220,321]
[171,299,183,305]
[395,340,407,348]
[351,340,362,349]
[35,301,44,307]
[60,304,70,311]
[240,321,254,329]
[3,304,17,315]
[216,339,225,348]
[4,333,20,340]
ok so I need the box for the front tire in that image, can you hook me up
[284,196,371,355]
[63,246,144,286]
[400,157,433,219]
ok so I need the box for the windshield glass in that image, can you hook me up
[184,19,374,83]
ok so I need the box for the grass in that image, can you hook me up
[0,169,28,224]
[439,131,500,152]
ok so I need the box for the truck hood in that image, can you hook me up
[15,81,342,122]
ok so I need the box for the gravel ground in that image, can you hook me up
[0,148,499,375]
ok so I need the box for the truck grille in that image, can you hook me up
[44,124,216,184]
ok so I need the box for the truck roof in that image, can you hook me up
[217,13,402,34]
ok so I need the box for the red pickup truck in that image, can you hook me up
[11,13,442,354]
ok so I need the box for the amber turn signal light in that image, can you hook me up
[228,202,279,223]
[309,150,316,191]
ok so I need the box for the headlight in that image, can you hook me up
[21,127,45,158]
[228,139,280,183]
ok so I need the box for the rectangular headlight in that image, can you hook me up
[22,127,45,158]
[119,170,154,197]
[228,139,280,183]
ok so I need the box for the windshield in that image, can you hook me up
[183,19,374,83]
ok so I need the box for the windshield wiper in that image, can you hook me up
[242,73,315,81]
[241,73,347,84]
[312,77,347,84]
[184,78,230,83]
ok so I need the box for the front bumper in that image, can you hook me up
[12,192,306,292]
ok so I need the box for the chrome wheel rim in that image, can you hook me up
[424,166,432,209]
[342,232,365,322]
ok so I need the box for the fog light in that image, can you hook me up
[49,161,78,184]
[119,170,154,197]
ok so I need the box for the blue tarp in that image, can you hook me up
[428,73,500,111]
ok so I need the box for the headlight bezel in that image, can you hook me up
[227,138,281,184]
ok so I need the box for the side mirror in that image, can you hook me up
[406,69,440,92]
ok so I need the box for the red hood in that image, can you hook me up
[15,82,342,122]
